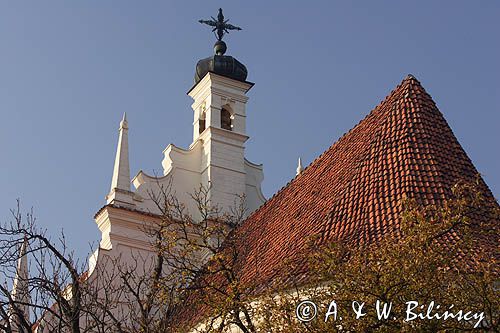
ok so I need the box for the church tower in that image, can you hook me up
[131,8,265,218]
[181,11,262,215]
[95,9,265,252]
[186,69,255,215]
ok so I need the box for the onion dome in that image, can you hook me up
[194,41,248,84]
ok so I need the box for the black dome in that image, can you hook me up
[195,55,248,84]
[194,41,247,84]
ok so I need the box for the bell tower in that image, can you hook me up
[190,72,252,144]
[188,70,254,212]
[183,9,263,214]
[133,8,265,217]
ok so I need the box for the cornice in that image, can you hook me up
[187,72,254,96]
[198,126,249,144]
[94,204,161,221]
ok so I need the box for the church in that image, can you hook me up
[4,8,499,333]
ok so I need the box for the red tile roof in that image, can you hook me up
[228,75,498,288]
[177,75,500,328]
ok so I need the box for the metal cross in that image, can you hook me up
[199,8,242,41]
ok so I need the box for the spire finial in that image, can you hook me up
[199,8,242,56]
[296,157,304,176]
[120,112,128,129]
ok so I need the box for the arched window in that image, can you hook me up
[199,111,206,134]
[221,107,232,131]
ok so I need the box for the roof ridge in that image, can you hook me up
[246,75,411,221]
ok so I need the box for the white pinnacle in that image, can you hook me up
[107,113,133,205]
[296,157,304,176]
[10,236,30,329]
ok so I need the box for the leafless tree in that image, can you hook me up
[0,182,266,333]
[0,198,175,333]
[0,200,91,333]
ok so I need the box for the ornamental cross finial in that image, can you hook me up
[199,8,242,41]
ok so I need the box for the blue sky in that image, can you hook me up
[0,1,498,258]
